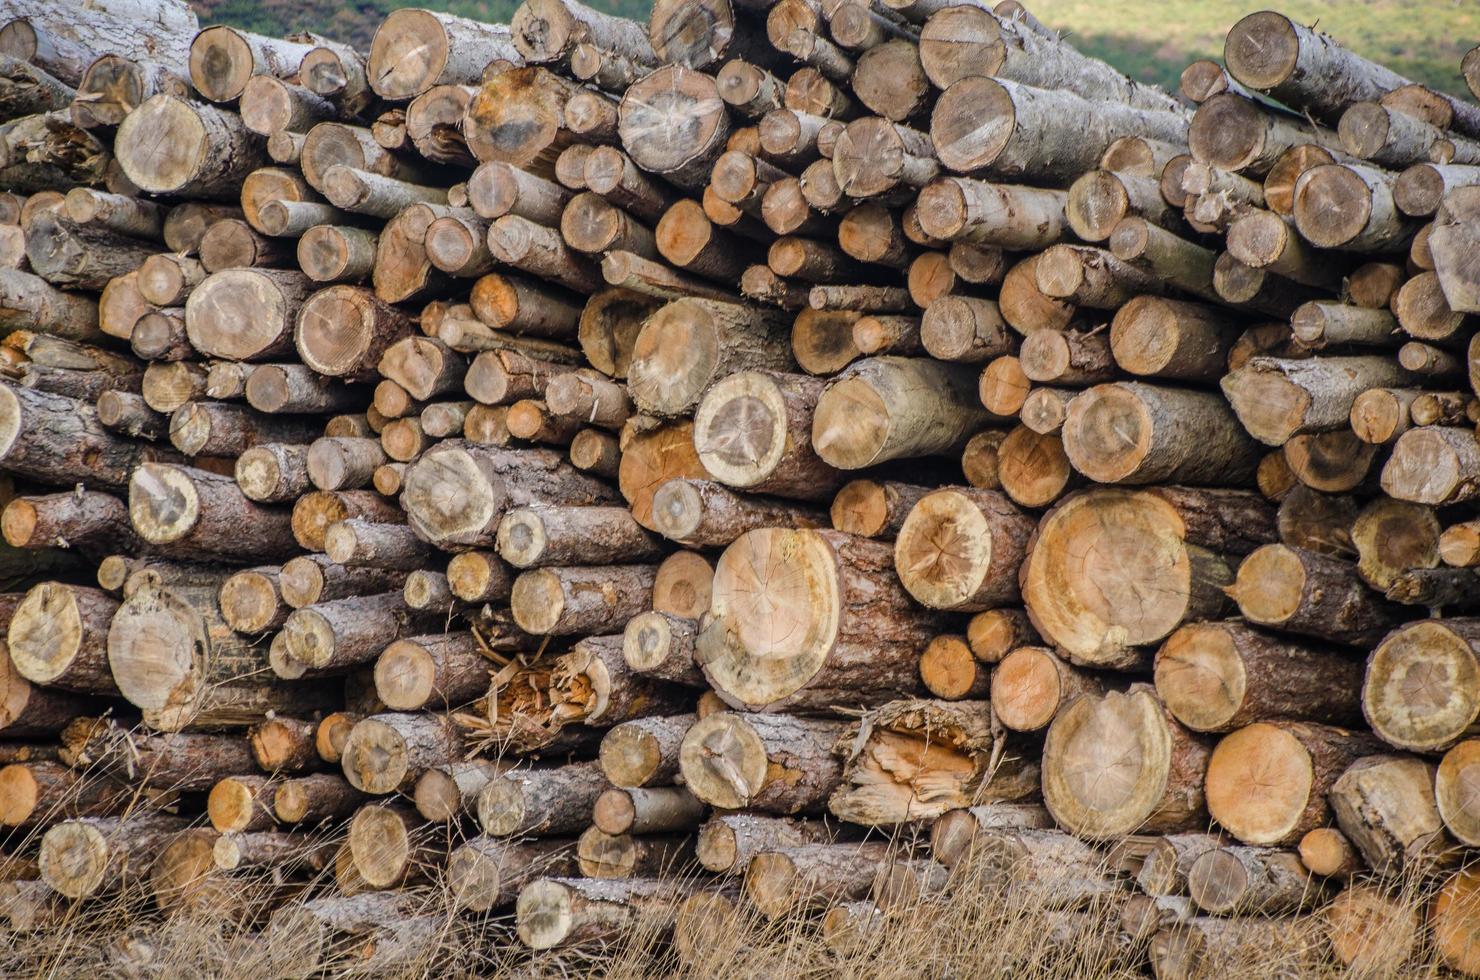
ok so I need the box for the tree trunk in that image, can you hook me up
[1438,740,1480,847]
[918,296,1012,364]
[515,876,689,950]
[1297,827,1362,878]
[812,356,986,469]
[1,489,135,554]
[510,563,655,635]
[477,760,607,836]
[828,479,931,539]
[1023,487,1274,667]
[1325,883,1422,974]
[931,76,1187,182]
[496,503,657,569]
[1229,543,1404,646]
[618,66,730,192]
[1206,721,1383,846]
[114,96,264,199]
[6,582,116,694]
[401,441,617,549]
[0,760,124,828]
[745,842,893,919]
[1222,355,1412,446]
[276,593,435,677]
[1364,619,1480,752]
[444,550,514,604]
[339,711,461,795]
[597,714,694,793]
[592,787,701,840]
[447,837,577,913]
[1063,382,1259,486]
[218,567,286,634]
[39,812,188,899]
[1134,833,1225,897]
[1382,426,1480,505]
[372,633,489,712]
[22,213,154,291]
[700,528,945,710]
[298,226,378,284]
[1224,11,1409,122]
[651,479,827,548]
[1186,845,1324,915]
[1042,685,1212,838]
[892,487,1033,611]
[628,298,792,418]
[207,774,277,834]
[990,645,1103,732]
[128,463,295,561]
[680,711,846,814]
[1331,754,1456,875]
[1155,619,1365,736]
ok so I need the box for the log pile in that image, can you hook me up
[3,0,1480,975]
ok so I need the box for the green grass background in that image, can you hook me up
[196,0,1479,100]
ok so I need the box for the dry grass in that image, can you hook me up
[3,793,1473,980]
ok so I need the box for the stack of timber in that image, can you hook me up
[4,0,1480,975]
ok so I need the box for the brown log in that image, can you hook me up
[167,402,317,458]
[681,711,846,814]
[128,463,295,561]
[478,760,606,837]
[496,504,659,570]
[628,298,791,417]
[1224,11,1410,122]
[39,813,189,899]
[1331,754,1456,875]
[249,716,317,774]
[1206,721,1382,846]
[1041,686,1210,839]
[402,441,616,549]
[323,519,433,572]
[622,612,701,687]
[1298,827,1363,878]
[1062,382,1259,486]
[448,837,577,913]
[699,528,943,710]
[650,478,826,548]
[1222,355,1412,446]
[338,711,461,796]
[368,9,515,100]
[1186,845,1323,916]
[1023,486,1273,667]
[691,369,841,500]
[989,644,1101,732]
[618,66,730,192]
[218,566,286,635]
[617,419,708,531]
[599,713,695,789]
[745,842,893,919]
[1363,620,1480,752]
[0,759,123,829]
[1436,740,1480,847]
[373,632,488,713]
[113,96,264,199]
[1229,544,1404,646]
[931,75,1186,183]
[275,593,434,679]
[811,356,986,468]
[892,487,1032,612]
[510,563,654,635]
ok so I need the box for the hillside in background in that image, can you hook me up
[192,0,1480,99]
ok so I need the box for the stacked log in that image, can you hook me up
[3,0,1480,975]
